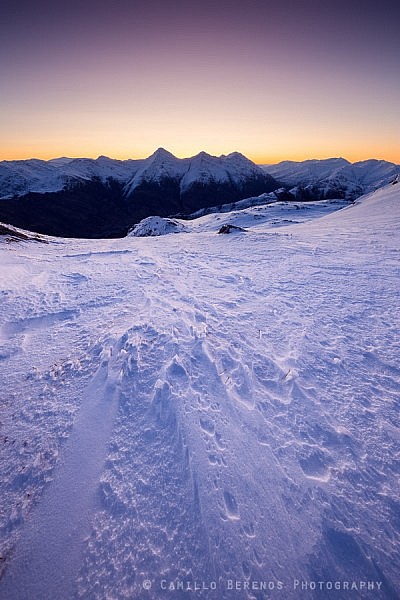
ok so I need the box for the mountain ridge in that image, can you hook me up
[0,151,398,238]
[0,149,278,237]
[261,157,399,200]
[0,149,276,200]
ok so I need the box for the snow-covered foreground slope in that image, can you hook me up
[0,184,399,599]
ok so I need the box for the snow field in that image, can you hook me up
[0,183,399,598]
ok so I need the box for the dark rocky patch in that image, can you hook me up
[217,224,246,234]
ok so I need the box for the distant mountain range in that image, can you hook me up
[0,149,277,238]
[260,157,399,201]
[0,150,398,238]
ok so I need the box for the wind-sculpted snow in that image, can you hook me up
[0,185,399,599]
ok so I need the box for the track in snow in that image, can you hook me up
[0,186,399,599]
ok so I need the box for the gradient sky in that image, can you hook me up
[1,0,399,163]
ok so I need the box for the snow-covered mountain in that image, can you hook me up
[0,159,72,199]
[0,156,141,200]
[123,148,187,196]
[262,158,400,200]
[0,181,399,599]
[0,150,278,237]
[0,149,276,202]
[319,159,400,199]
[262,157,351,185]
[122,148,277,215]
[0,151,398,238]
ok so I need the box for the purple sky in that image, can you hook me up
[1,0,399,162]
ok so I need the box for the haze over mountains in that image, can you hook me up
[0,149,398,238]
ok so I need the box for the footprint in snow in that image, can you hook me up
[223,490,240,520]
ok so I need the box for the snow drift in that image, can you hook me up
[0,182,399,599]
[129,216,187,237]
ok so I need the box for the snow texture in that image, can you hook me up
[0,182,399,599]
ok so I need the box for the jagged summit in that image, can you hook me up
[222,151,250,161]
[190,150,214,160]
[148,147,178,161]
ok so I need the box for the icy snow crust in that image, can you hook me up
[0,185,399,599]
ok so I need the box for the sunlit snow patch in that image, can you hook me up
[128,216,187,237]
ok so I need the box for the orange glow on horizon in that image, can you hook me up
[1,146,399,166]
[1,1,398,170]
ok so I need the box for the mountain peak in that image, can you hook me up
[222,151,258,167]
[148,148,177,161]
[191,151,214,161]
[224,151,248,160]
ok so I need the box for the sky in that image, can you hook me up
[1,0,399,164]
